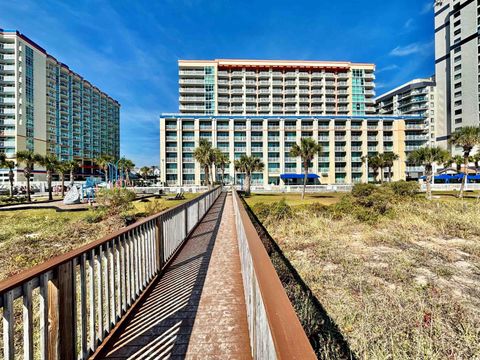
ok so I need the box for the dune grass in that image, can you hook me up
[247,193,480,359]
[245,192,345,207]
[0,193,199,281]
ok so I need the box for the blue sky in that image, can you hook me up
[1,0,435,166]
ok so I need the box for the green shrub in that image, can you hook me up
[144,199,169,216]
[385,180,420,197]
[0,196,27,205]
[333,184,396,223]
[84,208,107,223]
[351,183,377,198]
[96,188,136,215]
[252,198,293,224]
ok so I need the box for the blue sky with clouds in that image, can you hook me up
[1,0,434,166]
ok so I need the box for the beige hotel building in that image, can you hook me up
[160,59,427,186]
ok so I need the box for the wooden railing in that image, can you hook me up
[0,187,221,360]
[232,189,316,359]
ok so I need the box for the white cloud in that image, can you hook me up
[404,18,414,29]
[376,65,399,74]
[420,2,433,14]
[389,42,433,57]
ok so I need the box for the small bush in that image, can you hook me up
[0,196,27,205]
[351,183,377,198]
[333,184,396,223]
[96,188,136,215]
[84,208,107,223]
[252,198,293,224]
[386,180,420,197]
[144,199,169,216]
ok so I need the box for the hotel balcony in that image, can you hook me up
[179,69,205,76]
[179,87,205,94]
[182,158,194,163]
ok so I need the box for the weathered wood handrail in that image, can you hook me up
[232,189,316,359]
[0,187,221,360]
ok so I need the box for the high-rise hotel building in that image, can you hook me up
[179,59,377,116]
[160,59,427,186]
[0,29,120,182]
[376,77,436,146]
[434,0,480,148]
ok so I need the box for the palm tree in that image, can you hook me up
[449,126,480,198]
[140,166,151,181]
[95,154,114,183]
[290,137,322,200]
[382,152,399,182]
[193,139,215,188]
[214,149,230,185]
[56,161,69,197]
[0,154,15,197]
[122,159,135,186]
[38,154,59,201]
[408,146,451,200]
[450,155,464,173]
[362,154,382,183]
[65,160,79,186]
[471,153,480,174]
[16,150,42,202]
[234,154,264,196]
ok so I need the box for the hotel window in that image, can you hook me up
[454,29,461,36]
[454,64,462,71]
[454,73,462,80]
[454,55,461,63]
[454,46,461,53]
[454,82,462,89]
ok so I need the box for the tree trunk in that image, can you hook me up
[302,161,308,200]
[221,167,225,186]
[380,167,384,184]
[70,170,74,186]
[105,167,108,183]
[425,166,433,200]
[47,171,53,201]
[61,174,65,197]
[204,165,210,189]
[388,166,392,182]
[8,169,14,197]
[245,172,251,196]
[25,170,31,203]
[459,154,469,198]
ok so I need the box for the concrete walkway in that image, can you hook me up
[101,192,252,359]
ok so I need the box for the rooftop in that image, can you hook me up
[179,59,375,69]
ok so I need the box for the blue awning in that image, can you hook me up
[421,173,480,181]
[280,173,320,180]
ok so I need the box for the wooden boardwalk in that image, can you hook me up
[100,192,252,359]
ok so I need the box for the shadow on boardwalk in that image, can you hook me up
[103,193,226,359]
[241,196,358,360]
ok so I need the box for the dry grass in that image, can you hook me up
[248,195,480,359]
[247,192,345,206]
[0,193,199,281]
